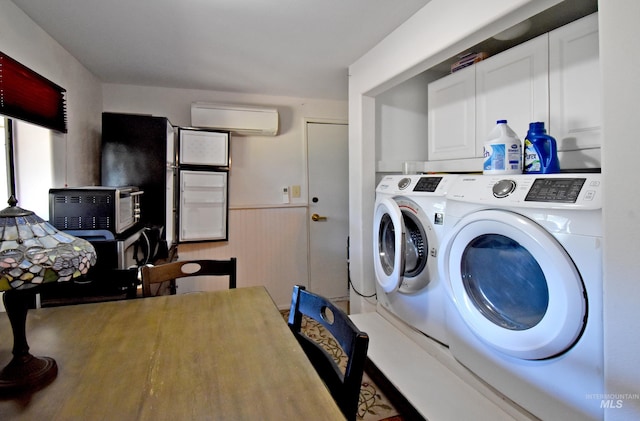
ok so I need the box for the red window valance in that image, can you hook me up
[0,51,67,133]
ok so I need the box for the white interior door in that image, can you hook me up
[307,122,349,300]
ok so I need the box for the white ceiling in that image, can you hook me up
[11,0,431,100]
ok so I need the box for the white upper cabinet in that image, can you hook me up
[428,35,548,162]
[549,13,600,152]
[428,65,476,161]
[427,13,600,165]
[476,34,549,154]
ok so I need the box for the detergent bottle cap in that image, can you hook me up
[529,122,546,133]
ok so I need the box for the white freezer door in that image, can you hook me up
[179,170,228,242]
[179,129,229,167]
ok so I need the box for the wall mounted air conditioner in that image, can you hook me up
[191,102,279,136]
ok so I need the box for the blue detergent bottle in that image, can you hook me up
[523,122,560,174]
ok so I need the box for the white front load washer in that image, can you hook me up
[439,174,603,420]
[373,174,458,346]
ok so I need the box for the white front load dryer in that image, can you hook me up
[439,174,604,420]
[373,174,458,346]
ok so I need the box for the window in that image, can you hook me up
[1,116,54,219]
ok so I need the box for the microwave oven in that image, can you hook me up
[49,186,143,234]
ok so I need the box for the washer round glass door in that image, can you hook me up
[441,209,586,360]
[373,197,431,293]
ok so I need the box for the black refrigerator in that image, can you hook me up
[101,112,177,248]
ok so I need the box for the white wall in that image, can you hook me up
[375,71,432,173]
[599,1,640,419]
[177,207,309,308]
[1,1,103,188]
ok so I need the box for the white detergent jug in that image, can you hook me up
[483,120,522,175]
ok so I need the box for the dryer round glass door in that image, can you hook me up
[373,197,433,294]
[441,209,586,360]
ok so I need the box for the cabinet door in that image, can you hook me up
[428,65,476,161]
[549,13,600,151]
[179,171,228,242]
[476,34,549,153]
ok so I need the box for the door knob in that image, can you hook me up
[311,213,327,222]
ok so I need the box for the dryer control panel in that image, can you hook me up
[447,174,602,209]
[525,178,587,203]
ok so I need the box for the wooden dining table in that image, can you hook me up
[0,286,345,420]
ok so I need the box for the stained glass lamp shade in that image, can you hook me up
[0,195,96,394]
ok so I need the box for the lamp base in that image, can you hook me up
[0,354,58,394]
[1,288,58,395]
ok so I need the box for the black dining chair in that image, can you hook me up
[140,258,237,297]
[287,284,369,421]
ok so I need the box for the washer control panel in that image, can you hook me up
[377,174,457,196]
[413,176,443,192]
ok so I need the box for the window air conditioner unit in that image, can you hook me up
[191,102,279,136]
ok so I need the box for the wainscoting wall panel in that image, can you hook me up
[177,206,309,308]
